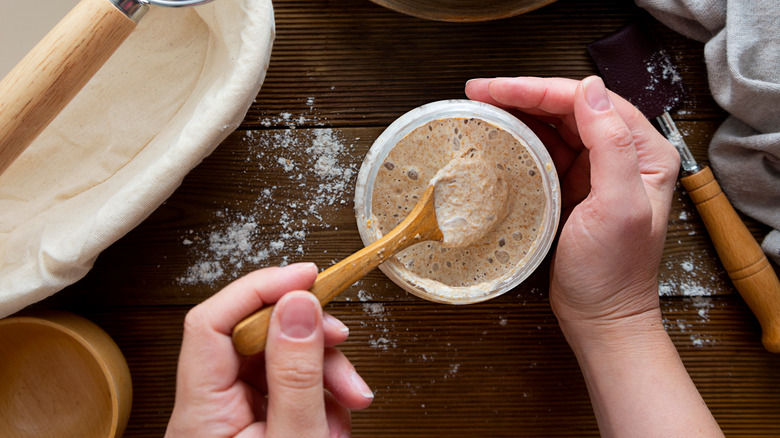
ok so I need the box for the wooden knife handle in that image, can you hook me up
[681,166,780,353]
[0,0,138,175]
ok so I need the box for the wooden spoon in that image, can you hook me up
[232,184,443,356]
[232,150,510,356]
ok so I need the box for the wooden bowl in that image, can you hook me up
[370,0,558,22]
[0,311,132,438]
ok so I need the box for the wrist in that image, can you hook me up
[560,308,723,437]
[557,307,669,359]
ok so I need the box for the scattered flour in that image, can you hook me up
[360,298,398,351]
[658,249,720,298]
[659,195,719,347]
[658,193,718,298]
[177,118,357,285]
[368,337,394,350]
[260,97,326,128]
[357,289,373,301]
[659,280,712,297]
[662,295,717,348]
[445,363,460,379]
[690,296,712,320]
[364,302,385,316]
[642,50,685,113]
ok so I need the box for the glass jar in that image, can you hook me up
[354,100,560,304]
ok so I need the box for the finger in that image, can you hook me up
[200,262,318,335]
[573,76,651,229]
[323,312,350,347]
[325,390,352,438]
[624,110,680,233]
[467,78,583,189]
[617,107,680,229]
[265,291,329,436]
[467,76,579,119]
[494,76,679,196]
[487,77,588,149]
[511,111,580,177]
[238,313,349,395]
[464,77,504,106]
[234,422,266,438]
[471,76,659,135]
[467,77,584,158]
[487,76,581,117]
[481,76,664,150]
[323,348,374,410]
[176,263,319,392]
[484,76,678,230]
[485,76,641,121]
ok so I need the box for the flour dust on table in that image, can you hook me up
[177,126,358,285]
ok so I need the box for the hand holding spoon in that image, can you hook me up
[232,151,509,356]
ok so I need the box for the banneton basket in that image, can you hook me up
[0,0,274,318]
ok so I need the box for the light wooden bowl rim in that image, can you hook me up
[0,311,132,438]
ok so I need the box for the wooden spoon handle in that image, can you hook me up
[232,185,442,356]
[0,0,141,175]
[681,166,780,353]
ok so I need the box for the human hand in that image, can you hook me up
[466,77,724,438]
[465,76,679,333]
[166,263,374,438]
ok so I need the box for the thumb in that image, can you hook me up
[265,291,329,436]
[573,76,649,220]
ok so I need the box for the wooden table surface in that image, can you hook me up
[30,0,780,436]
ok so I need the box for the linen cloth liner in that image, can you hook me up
[636,0,780,265]
[0,0,275,318]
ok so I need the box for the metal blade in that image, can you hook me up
[656,112,701,174]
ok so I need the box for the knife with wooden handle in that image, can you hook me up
[588,20,780,353]
[667,119,780,353]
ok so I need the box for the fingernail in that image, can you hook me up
[279,293,320,339]
[283,262,318,276]
[583,76,612,112]
[351,370,374,400]
[465,78,490,87]
[323,312,349,336]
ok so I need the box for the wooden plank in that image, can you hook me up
[244,0,724,131]
[58,296,780,437]
[60,114,780,309]
[51,118,777,308]
[22,1,780,436]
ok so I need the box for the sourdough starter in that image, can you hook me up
[371,117,546,289]
[431,149,510,248]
